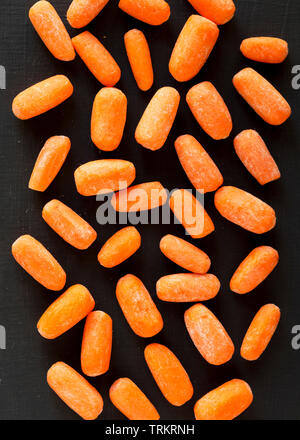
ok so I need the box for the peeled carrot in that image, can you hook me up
[118,0,170,26]
[241,304,280,361]
[169,15,219,82]
[98,226,141,268]
[214,186,276,234]
[233,68,291,125]
[81,311,112,376]
[110,378,160,420]
[12,235,66,291]
[234,130,280,185]
[47,362,103,420]
[240,37,288,64]
[12,75,73,120]
[42,199,97,250]
[187,0,235,25]
[135,87,180,150]
[111,181,167,212]
[91,88,127,151]
[144,343,194,406]
[184,303,234,365]
[124,29,153,91]
[169,189,215,239]
[175,135,223,193]
[74,159,136,196]
[67,0,110,28]
[116,274,163,338]
[29,136,70,192]
[186,82,232,140]
[37,284,95,339]
[194,379,253,420]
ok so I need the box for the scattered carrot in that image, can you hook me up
[186,0,236,25]
[240,37,288,64]
[111,181,167,212]
[67,0,110,28]
[118,0,170,26]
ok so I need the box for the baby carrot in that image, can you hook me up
[12,235,66,291]
[110,378,160,420]
[28,136,70,192]
[67,0,110,28]
[12,75,73,120]
[233,68,291,125]
[144,343,194,406]
[194,379,253,420]
[81,311,112,376]
[124,29,153,91]
[91,88,127,151]
[116,274,163,338]
[230,246,279,294]
[240,37,288,64]
[72,31,121,87]
[74,159,136,196]
[214,186,276,234]
[184,303,234,365]
[186,82,232,140]
[98,226,141,268]
[135,87,180,151]
[37,284,95,339]
[42,199,97,250]
[187,0,236,25]
[47,362,103,420]
[111,182,167,212]
[175,135,223,193]
[118,0,170,26]
[241,304,280,361]
[169,15,219,82]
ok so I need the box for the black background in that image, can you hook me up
[0,0,299,420]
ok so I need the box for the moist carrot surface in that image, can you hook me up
[169,15,219,82]
[175,135,223,192]
[186,82,232,140]
[184,303,234,365]
[230,246,279,294]
[29,135,70,192]
[194,379,253,420]
[11,235,66,291]
[47,362,103,420]
[116,274,163,337]
[144,343,194,406]
[214,186,276,234]
[110,378,160,420]
[37,284,95,339]
[240,37,288,64]
[118,0,170,26]
[111,181,167,212]
[187,0,236,25]
[67,0,110,28]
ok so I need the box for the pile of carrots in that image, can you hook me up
[11,0,289,420]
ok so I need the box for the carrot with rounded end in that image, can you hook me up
[240,37,288,64]
[175,135,223,193]
[184,303,234,365]
[29,1,75,61]
[12,75,73,120]
[118,0,170,26]
[135,87,180,151]
[29,136,70,192]
[233,68,291,125]
[241,304,280,361]
[91,88,127,151]
[214,186,276,234]
[234,130,280,185]
[110,378,160,420]
[74,159,136,196]
[186,82,232,140]
[116,274,163,338]
[98,226,141,268]
[81,311,112,376]
[67,0,110,28]
[47,362,103,420]
[124,29,153,91]
[194,379,253,420]
[169,15,219,82]
[187,0,235,25]
[42,199,97,250]
[11,235,66,291]
[37,284,95,339]
[230,246,279,294]
[169,189,214,239]
[144,343,193,406]
[111,182,167,212]
[72,32,121,87]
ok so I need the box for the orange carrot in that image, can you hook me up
[118,0,170,26]
[230,246,279,294]
[29,136,70,192]
[111,182,167,212]
[187,0,235,25]
[67,0,110,28]
[12,235,66,291]
[144,343,194,406]
[240,37,288,64]
[184,303,234,365]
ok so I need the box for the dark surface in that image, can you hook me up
[0,0,299,420]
